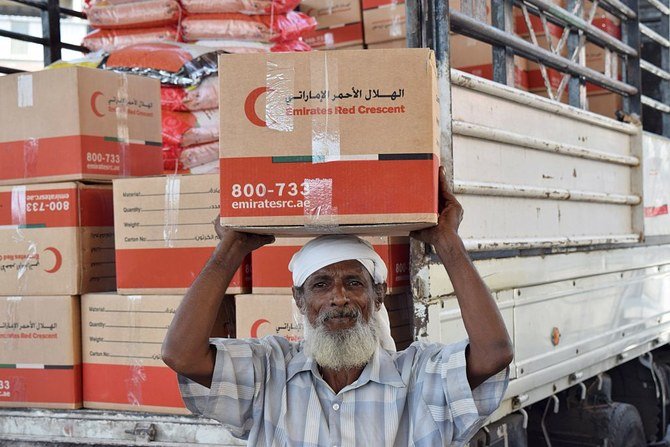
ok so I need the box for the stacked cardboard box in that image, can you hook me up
[0,67,162,410]
[96,173,248,413]
[362,0,406,48]
[218,49,440,234]
[301,0,366,50]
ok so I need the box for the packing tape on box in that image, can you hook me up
[387,2,405,40]
[265,60,295,132]
[115,74,131,177]
[10,186,36,294]
[163,175,181,248]
[125,295,146,407]
[2,297,23,358]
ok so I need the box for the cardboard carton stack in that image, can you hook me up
[301,0,366,50]
[0,67,162,410]
[87,173,247,413]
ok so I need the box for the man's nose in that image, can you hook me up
[331,284,349,306]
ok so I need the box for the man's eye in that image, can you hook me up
[348,280,362,286]
[313,282,327,288]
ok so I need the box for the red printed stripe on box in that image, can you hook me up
[645,205,669,217]
[80,187,115,227]
[83,363,184,408]
[253,242,409,289]
[115,247,250,290]
[220,157,438,218]
[0,365,81,405]
[0,187,78,228]
[0,135,162,182]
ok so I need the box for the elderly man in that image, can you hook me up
[162,168,513,446]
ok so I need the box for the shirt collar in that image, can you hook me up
[287,344,405,388]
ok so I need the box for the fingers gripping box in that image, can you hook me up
[218,49,440,235]
[113,174,251,294]
[0,67,163,185]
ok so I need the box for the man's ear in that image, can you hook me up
[373,282,387,310]
[292,286,306,315]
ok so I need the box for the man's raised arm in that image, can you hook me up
[412,167,513,390]
[161,222,274,388]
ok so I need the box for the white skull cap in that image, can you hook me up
[289,235,388,287]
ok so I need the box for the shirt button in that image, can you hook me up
[332,403,340,411]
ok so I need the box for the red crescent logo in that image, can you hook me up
[91,91,105,118]
[250,319,270,338]
[43,247,63,273]
[244,87,268,127]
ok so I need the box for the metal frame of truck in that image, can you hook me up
[1,0,670,444]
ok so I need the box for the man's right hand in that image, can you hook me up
[213,218,275,261]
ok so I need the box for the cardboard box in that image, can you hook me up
[235,293,412,346]
[366,39,406,49]
[449,0,491,23]
[303,22,365,49]
[0,67,163,186]
[362,1,406,44]
[113,174,250,294]
[235,294,303,341]
[300,0,362,29]
[0,295,81,409]
[587,90,622,118]
[252,236,409,294]
[81,292,234,413]
[218,49,439,234]
[450,34,529,90]
[0,182,115,296]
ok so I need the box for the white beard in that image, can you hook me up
[302,307,380,371]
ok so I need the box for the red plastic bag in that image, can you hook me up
[182,12,317,43]
[181,0,300,15]
[101,42,224,86]
[85,0,181,29]
[82,26,180,52]
[161,76,219,112]
[162,109,219,147]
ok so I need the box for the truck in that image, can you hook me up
[1,0,670,445]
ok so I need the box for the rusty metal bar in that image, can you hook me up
[642,95,670,113]
[452,121,640,165]
[454,180,641,205]
[598,0,637,18]
[520,0,637,56]
[641,24,670,47]
[462,234,640,251]
[450,10,638,95]
[646,0,670,15]
[451,70,638,134]
[641,60,670,81]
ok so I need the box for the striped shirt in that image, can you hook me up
[179,336,509,447]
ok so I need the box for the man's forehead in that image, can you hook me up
[305,260,371,281]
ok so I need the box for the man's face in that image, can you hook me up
[296,260,381,333]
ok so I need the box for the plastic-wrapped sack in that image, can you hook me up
[85,0,181,29]
[162,109,219,148]
[82,26,180,52]
[182,12,317,43]
[161,76,218,112]
[195,38,311,53]
[181,0,300,15]
[163,142,219,171]
[164,159,220,175]
[100,42,225,86]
